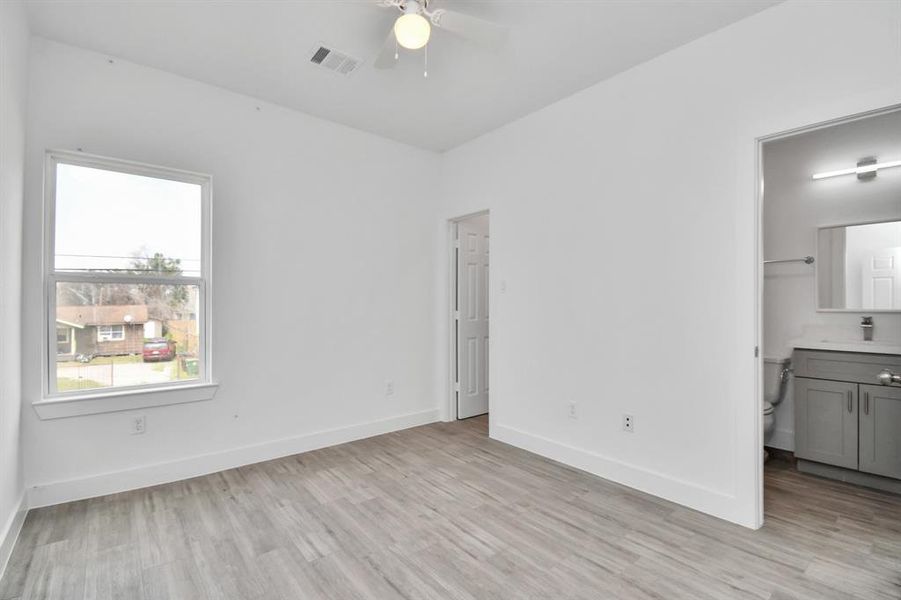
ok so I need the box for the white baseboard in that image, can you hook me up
[765,428,794,452]
[28,409,440,508]
[492,424,749,527]
[0,493,27,582]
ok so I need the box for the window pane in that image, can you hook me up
[54,163,202,277]
[55,281,201,392]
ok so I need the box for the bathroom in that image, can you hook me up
[762,107,901,490]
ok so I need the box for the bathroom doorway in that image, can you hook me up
[758,105,901,517]
[449,211,490,422]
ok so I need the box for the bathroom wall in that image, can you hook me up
[763,109,901,450]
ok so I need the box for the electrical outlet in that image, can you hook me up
[130,415,146,435]
[568,402,577,419]
[622,414,634,433]
[385,380,395,397]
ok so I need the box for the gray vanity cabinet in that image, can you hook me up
[794,378,858,470]
[793,349,901,488]
[859,384,901,479]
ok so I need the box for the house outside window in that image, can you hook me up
[44,151,212,399]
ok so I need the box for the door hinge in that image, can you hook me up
[454,310,460,320]
[754,346,759,358]
[454,239,460,249]
[454,382,460,392]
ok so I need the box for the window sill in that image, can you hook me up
[33,382,219,420]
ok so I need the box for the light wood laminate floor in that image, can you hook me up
[2,416,899,599]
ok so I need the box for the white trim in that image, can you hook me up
[0,493,27,581]
[493,424,754,527]
[33,382,219,420]
[41,149,214,407]
[27,408,440,508]
[53,272,205,286]
[445,219,458,422]
[753,128,765,530]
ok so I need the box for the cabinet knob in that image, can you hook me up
[878,370,901,386]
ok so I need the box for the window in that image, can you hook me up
[96,325,125,342]
[56,327,72,356]
[44,151,211,401]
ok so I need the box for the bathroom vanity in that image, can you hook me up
[793,347,901,492]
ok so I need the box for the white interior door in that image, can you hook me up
[862,247,901,309]
[457,216,489,419]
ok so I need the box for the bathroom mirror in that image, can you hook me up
[817,219,901,311]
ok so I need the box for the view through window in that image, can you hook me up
[49,157,208,395]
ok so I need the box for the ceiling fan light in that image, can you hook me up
[394,13,431,50]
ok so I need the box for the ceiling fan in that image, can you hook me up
[373,0,508,70]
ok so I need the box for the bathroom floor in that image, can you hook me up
[2,418,899,600]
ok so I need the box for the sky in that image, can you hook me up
[55,163,202,277]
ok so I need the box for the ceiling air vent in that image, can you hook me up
[310,45,361,76]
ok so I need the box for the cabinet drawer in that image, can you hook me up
[793,350,901,385]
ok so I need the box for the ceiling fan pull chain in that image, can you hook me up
[424,43,428,78]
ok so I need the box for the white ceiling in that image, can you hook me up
[25,0,780,152]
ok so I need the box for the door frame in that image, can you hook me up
[754,102,901,525]
[446,210,490,422]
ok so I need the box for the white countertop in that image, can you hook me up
[789,339,901,355]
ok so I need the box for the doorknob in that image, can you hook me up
[878,370,901,386]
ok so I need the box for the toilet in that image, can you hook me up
[764,359,791,459]
[763,401,776,438]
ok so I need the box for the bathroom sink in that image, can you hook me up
[790,338,901,355]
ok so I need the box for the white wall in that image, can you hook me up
[762,109,901,450]
[437,0,901,527]
[0,0,29,572]
[21,39,442,505]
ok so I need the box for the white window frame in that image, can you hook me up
[96,325,125,342]
[36,150,217,419]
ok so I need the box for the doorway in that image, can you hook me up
[758,105,901,521]
[451,212,489,420]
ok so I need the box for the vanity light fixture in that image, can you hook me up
[812,157,901,180]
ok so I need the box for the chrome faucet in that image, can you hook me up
[861,316,873,341]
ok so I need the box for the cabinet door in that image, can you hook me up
[859,384,901,479]
[794,378,858,469]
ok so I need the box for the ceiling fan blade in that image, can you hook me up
[373,28,398,69]
[431,9,508,49]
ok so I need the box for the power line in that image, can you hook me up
[56,253,200,262]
